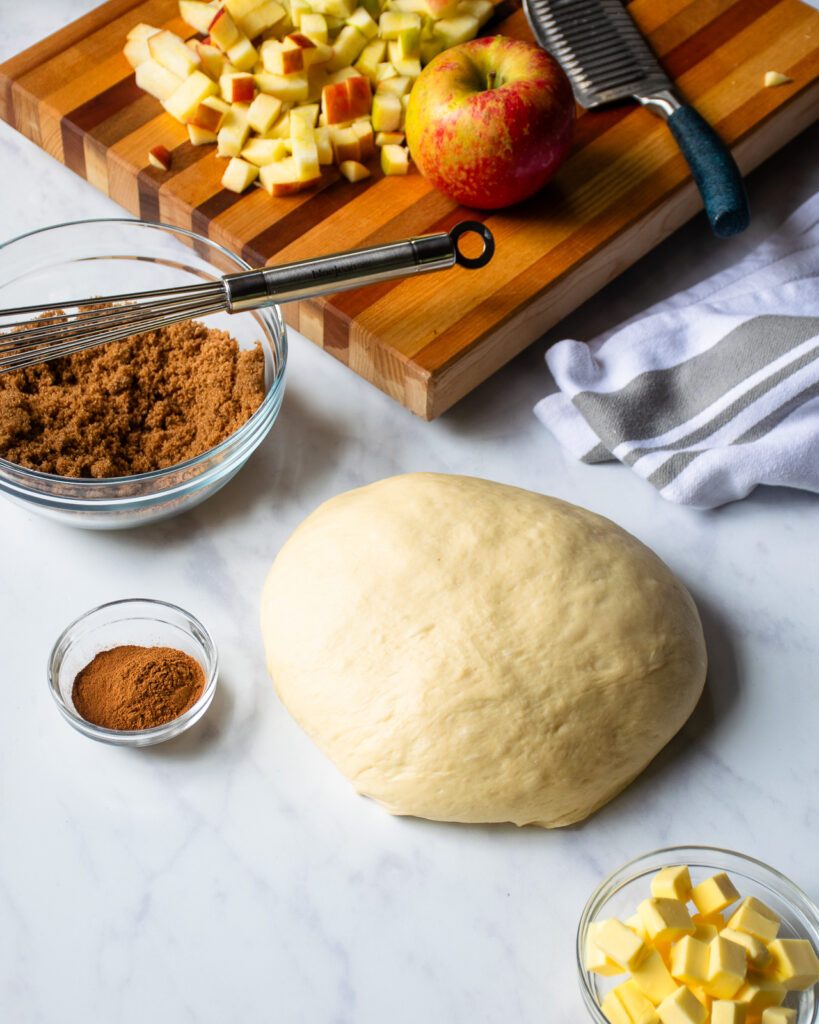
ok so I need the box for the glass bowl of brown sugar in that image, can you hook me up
[48,598,219,747]
[0,219,287,529]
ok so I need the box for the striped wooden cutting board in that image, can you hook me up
[1,0,817,418]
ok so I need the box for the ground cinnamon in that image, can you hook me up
[0,319,266,477]
[71,645,206,731]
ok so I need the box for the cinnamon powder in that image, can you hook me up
[72,645,206,731]
[0,319,266,477]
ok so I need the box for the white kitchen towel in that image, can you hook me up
[534,193,819,508]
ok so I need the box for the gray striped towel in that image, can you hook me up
[535,194,819,508]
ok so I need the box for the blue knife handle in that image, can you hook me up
[667,104,750,238]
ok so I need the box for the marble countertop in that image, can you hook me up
[1,4,818,1022]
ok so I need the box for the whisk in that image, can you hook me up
[0,221,494,374]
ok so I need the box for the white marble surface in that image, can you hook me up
[1,4,818,1022]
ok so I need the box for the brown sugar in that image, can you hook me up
[71,645,206,731]
[0,319,266,477]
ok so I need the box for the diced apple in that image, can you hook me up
[339,159,370,182]
[188,123,218,144]
[221,156,259,192]
[291,102,321,130]
[387,0,429,11]
[380,143,408,175]
[289,0,312,27]
[135,59,184,101]
[379,11,421,38]
[764,70,793,87]
[264,111,291,137]
[321,74,371,123]
[225,0,264,16]
[149,30,200,78]
[307,0,356,18]
[457,0,494,26]
[194,94,230,129]
[209,7,242,51]
[419,37,444,64]
[387,42,421,77]
[397,25,420,59]
[262,39,305,75]
[259,158,321,194]
[217,104,251,156]
[325,65,364,85]
[432,14,479,46]
[314,126,334,164]
[148,144,173,170]
[124,37,152,68]
[355,38,387,79]
[422,0,459,16]
[328,25,368,71]
[285,33,333,68]
[256,70,310,101]
[346,7,379,39]
[300,13,329,42]
[375,61,398,83]
[371,91,401,131]
[195,41,226,78]
[127,23,161,41]
[233,0,287,36]
[222,71,257,102]
[227,35,258,71]
[330,126,359,162]
[292,137,320,178]
[179,0,221,34]
[375,130,404,146]
[164,69,219,122]
[376,74,411,96]
[351,119,375,159]
[242,136,289,164]
[247,92,283,132]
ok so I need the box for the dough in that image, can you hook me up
[260,474,707,827]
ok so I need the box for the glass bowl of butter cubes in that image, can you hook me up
[578,846,819,1024]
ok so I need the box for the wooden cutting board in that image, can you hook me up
[1,0,817,418]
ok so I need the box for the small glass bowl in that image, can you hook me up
[48,598,218,747]
[578,846,819,1024]
[0,219,287,529]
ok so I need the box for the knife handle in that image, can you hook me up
[667,105,750,239]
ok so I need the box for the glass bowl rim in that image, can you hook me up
[47,596,219,743]
[0,217,287,487]
[576,844,819,1024]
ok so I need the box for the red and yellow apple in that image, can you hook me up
[405,35,574,209]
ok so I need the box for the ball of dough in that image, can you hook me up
[260,474,706,827]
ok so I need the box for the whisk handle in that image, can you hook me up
[222,221,494,312]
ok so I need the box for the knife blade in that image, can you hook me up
[522,0,750,238]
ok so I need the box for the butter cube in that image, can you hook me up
[652,867,693,903]
[691,918,721,945]
[615,980,661,1024]
[602,989,632,1024]
[670,937,709,987]
[688,987,712,1014]
[726,898,780,944]
[596,919,648,971]
[734,977,786,1013]
[690,874,740,917]
[704,936,747,998]
[632,949,679,1005]
[761,1009,797,1024]
[656,985,707,1024]
[639,899,696,944]
[587,922,626,976]
[627,913,650,942]
[693,912,725,935]
[766,938,819,990]
[720,927,771,969]
[711,1000,747,1024]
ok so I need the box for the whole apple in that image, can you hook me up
[405,36,575,209]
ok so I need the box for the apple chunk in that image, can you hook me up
[221,156,259,192]
[247,92,283,134]
[148,144,173,170]
[209,7,242,51]
[321,74,371,123]
[339,159,370,182]
[217,104,251,156]
[164,70,218,123]
[135,59,184,102]
[179,1,221,34]
[259,158,322,195]
[190,96,228,132]
[380,143,408,175]
[221,72,256,103]
[235,0,287,37]
[149,30,200,79]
